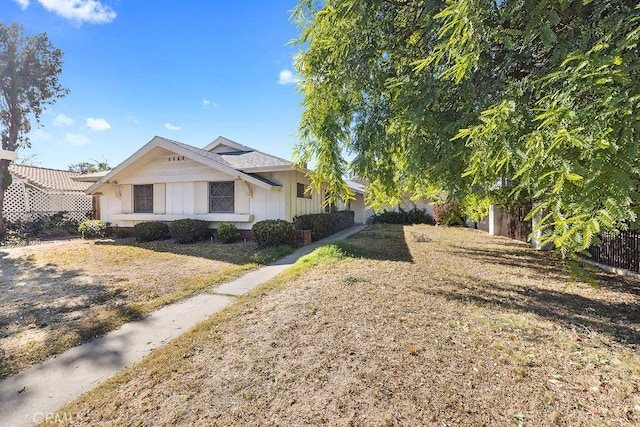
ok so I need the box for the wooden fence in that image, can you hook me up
[589,230,640,273]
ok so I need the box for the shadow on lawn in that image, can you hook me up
[344,224,414,263]
[430,235,640,346]
[449,245,572,283]
[450,239,640,299]
[430,276,640,345]
[0,254,140,379]
[101,239,257,265]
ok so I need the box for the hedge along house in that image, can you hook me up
[3,164,94,224]
[86,136,332,232]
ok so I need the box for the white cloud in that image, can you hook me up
[126,114,139,124]
[65,133,91,146]
[202,99,217,108]
[14,0,30,10]
[164,123,181,131]
[52,113,75,127]
[37,0,117,24]
[29,128,52,143]
[86,117,111,131]
[278,69,299,85]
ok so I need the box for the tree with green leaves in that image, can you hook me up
[292,0,640,259]
[68,159,111,174]
[0,22,68,237]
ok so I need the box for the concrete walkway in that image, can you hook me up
[0,225,365,427]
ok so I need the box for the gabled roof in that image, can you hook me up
[204,136,294,172]
[204,136,255,153]
[87,136,285,194]
[345,179,366,195]
[9,164,92,192]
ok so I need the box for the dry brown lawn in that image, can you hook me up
[0,238,280,378]
[46,225,640,426]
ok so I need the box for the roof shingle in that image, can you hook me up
[217,150,292,170]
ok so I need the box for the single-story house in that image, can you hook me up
[86,136,367,230]
[3,164,94,223]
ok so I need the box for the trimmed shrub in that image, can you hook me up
[170,219,210,244]
[432,201,465,226]
[217,222,240,244]
[78,219,108,239]
[134,221,170,242]
[252,219,294,247]
[369,208,435,225]
[111,226,133,239]
[293,211,355,241]
[408,209,435,225]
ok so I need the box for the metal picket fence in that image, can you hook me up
[589,230,640,273]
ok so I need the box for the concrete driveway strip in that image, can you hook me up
[0,225,365,426]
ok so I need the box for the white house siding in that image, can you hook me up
[234,180,251,214]
[250,185,282,224]
[96,185,122,225]
[348,193,374,224]
[271,170,323,221]
[93,147,330,229]
[166,182,194,215]
[99,152,289,229]
[116,150,232,184]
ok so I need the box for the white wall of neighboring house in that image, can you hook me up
[336,192,373,224]
[393,198,434,216]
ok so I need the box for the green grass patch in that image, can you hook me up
[251,245,294,264]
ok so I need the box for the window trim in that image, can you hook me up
[297,183,312,199]
[133,184,154,213]
[209,181,235,213]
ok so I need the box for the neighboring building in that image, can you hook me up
[86,136,339,230]
[343,179,374,224]
[3,164,94,223]
[394,197,433,217]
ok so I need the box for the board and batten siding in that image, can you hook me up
[120,184,132,213]
[271,170,323,221]
[98,150,329,228]
[103,150,284,229]
[117,151,233,184]
[153,183,165,214]
[166,182,194,215]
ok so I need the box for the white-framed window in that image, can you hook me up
[297,183,312,199]
[209,181,234,212]
[133,184,153,213]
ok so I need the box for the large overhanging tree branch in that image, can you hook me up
[292,0,640,260]
[0,22,68,237]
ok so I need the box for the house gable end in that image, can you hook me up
[87,136,279,194]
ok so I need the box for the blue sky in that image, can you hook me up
[2,0,303,170]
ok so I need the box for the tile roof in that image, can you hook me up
[9,164,92,192]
